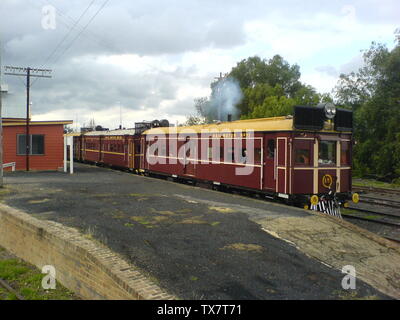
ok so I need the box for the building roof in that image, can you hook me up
[144,116,294,135]
[3,120,73,126]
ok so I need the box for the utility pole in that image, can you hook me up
[4,66,52,171]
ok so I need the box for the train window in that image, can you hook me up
[295,149,311,165]
[254,148,261,164]
[235,148,247,163]
[267,139,275,158]
[160,145,167,157]
[319,141,337,166]
[341,141,350,165]
[225,147,234,163]
[208,147,212,160]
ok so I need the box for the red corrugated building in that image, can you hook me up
[3,118,73,171]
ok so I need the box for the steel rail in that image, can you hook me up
[347,206,400,219]
[0,278,24,300]
[353,185,400,195]
[359,196,400,209]
[342,212,400,227]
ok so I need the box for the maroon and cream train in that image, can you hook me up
[73,105,359,211]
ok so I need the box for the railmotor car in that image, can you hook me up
[73,104,359,216]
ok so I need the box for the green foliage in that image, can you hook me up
[334,34,400,181]
[181,114,207,126]
[228,55,322,118]
[194,54,324,122]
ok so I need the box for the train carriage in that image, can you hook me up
[75,130,143,171]
[142,104,357,211]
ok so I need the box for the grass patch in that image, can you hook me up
[176,209,191,214]
[180,216,208,224]
[130,216,152,225]
[28,198,50,204]
[0,187,11,196]
[342,209,381,220]
[222,243,263,252]
[353,178,400,190]
[333,290,380,300]
[209,206,235,213]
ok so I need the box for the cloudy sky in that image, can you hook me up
[0,0,398,130]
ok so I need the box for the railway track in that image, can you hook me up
[342,206,400,243]
[0,278,24,300]
[359,196,400,209]
[353,185,400,196]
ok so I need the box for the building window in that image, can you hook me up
[319,140,336,166]
[17,134,45,155]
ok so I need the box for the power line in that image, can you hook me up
[41,0,97,67]
[31,0,110,87]
[31,0,97,86]
[50,0,110,66]
[31,0,107,46]
[29,0,164,76]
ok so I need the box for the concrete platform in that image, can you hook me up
[2,163,399,299]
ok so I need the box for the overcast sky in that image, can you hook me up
[0,0,398,130]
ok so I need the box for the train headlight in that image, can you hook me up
[324,103,336,119]
[310,195,319,206]
[352,193,360,204]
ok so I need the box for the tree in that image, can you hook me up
[334,34,400,181]
[193,54,324,123]
[226,55,322,119]
[181,114,206,126]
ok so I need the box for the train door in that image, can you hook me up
[99,136,104,162]
[141,137,146,170]
[78,136,83,161]
[129,139,134,169]
[183,137,196,176]
[263,136,276,190]
[82,137,86,161]
[276,137,287,194]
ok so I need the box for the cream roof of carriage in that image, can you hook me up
[144,116,294,135]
